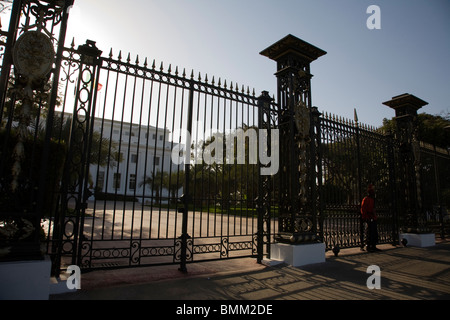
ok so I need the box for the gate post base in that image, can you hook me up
[399,233,435,247]
[0,256,51,300]
[269,242,326,267]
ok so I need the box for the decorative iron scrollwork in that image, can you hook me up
[22,0,66,36]
[174,236,192,262]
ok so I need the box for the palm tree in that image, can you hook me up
[165,170,185,204]
[139,171,168,204]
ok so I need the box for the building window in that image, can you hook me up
[154,157,160,166]
[152,133,156,140]
[131,154,138,163]
[159,135,163,141]
[97,171,105,190]
[129,174,136,190]
[113,173,121,189]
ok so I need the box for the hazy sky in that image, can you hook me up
[5,0,450,127]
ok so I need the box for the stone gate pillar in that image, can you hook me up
[383,94,435,246]
[260,34,327,265]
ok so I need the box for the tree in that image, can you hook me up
[165,170,185,204]
[190,124,260,210]
[382,112,450,209]
[36,114,120,184]
[382,112,450,149]
[139,171,168,204]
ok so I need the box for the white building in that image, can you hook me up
[58,113,183,204]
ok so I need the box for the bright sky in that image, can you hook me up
[4,0,450,127]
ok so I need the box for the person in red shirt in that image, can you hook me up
[361,184,380,252]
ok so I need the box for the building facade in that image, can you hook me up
[68,114,182,204]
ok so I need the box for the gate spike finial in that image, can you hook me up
[168,64,172,74]
[160,62,164,72]
[135,55,139,65]
[175,66,179,76]
[126,53,131,63]
[182,68,186,78]
[190,70,194,79]
[144,57,148,67]
[211,76,215,85]
[354,108,358,123]
[71,38,75,49]
[118,50,122,61]
[152,59,156,70]
[109,48,113,58]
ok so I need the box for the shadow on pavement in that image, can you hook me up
[51,242,450,300]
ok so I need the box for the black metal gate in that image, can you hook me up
[318,111,397,250]
[0,0,277,274]
[46,38,278,272]
[0,0,74,264]
[2,2,448,276]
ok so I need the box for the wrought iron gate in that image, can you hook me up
[2,2,447,276]
[47,38,277,272]
[318,112,397,250]
[0,0,275,273]
[0,0,73,264]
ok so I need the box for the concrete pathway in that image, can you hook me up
[51,241,450,300]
